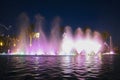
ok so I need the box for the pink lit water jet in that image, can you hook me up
[10,13,113,55]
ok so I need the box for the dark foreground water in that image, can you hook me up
[0,55,120,80]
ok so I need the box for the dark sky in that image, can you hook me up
[0,0,120,46]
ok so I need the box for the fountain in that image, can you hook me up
[5,13,113,55]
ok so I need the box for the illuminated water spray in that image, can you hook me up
[10,13,112,55]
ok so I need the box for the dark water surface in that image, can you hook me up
[0,55,120,80]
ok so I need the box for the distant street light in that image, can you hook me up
[34,32,40,38]
[0,42,3,46]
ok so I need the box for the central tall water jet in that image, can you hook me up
[49,16,61,55]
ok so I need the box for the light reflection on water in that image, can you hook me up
[0,55,119,80]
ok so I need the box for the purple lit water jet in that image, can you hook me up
[9,14,113,55]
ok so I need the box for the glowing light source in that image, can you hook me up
[13,43,16,47]
[0,42,3,46]
[34,32,40,38]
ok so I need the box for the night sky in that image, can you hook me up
[0,0,120,46]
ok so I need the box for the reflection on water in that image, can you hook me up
[0,55,120,80]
